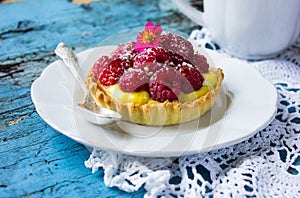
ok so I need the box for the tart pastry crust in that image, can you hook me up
[86,67,224,126]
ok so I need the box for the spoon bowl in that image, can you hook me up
[76,103,121,125]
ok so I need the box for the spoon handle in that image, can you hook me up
[54,42,122,125]
[54,42,88,96]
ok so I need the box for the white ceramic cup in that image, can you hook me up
[173,0,300,60]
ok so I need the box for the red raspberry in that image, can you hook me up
[190,54,209,73]
[111,41,136,59]
[98,58,130,86]
[149,67,181,102]
[119,69,149,92]
[168,52,190,66]
[176,65,204,93]
[160,33,194,61]
[133,48,169,68]
[138,62,160,73]
[153,47,169,63]
[133,47,169,71]
[118,57,132,69]
[133,49,156,66]
[93,56,112,79]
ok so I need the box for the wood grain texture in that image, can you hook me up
[72,0,99,5]
[0,0,196,197]
[0,0,20,4]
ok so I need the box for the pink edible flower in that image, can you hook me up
[134,22,162,53]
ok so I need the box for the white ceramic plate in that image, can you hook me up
[31,46,277,157]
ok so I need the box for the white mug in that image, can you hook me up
[173,0,300,60]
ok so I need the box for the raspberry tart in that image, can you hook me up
[86,22,224,126]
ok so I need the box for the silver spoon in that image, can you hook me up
[54,42,122,125]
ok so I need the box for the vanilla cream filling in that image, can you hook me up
[105,71,218,105]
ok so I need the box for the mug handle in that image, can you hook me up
[172,0,206,26]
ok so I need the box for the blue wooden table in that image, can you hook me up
[0,0,197,197]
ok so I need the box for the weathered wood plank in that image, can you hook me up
[1,111,144,197]
[0,0,196,60]
[0,0,196,196]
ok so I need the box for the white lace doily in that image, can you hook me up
[85,28,300,197]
